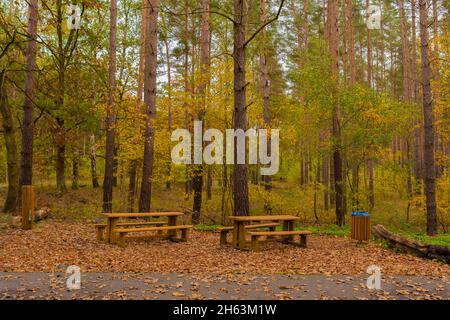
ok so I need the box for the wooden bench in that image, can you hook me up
[218,223,279,246]
[248,230,312,251]
[113,225,193,247]
[94,221,167,241]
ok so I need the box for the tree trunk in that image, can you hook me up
[192,0,211,224]
[128,0,148,212]
[54,1,67,193]
[372,225,448,263]
[347,0,355,85]
[411,0,422,184]
[163,28,172,191]
[19,0,39,190]
[419,0,437,236]
[71,146,79,190]
[0,70,19,213]
[328,0,344,225]
[90,134,100,188]
[233,0,250,216]
[103,0,118,213]
[139,0,159,212]
[259,0,271,191]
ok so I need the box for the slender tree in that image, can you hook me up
[192,0,211,224]
[259,0,272,192]
[128,0,148,212]
[19,0,39,194]
[328,0,345,225]
[139,0,159,212]
[0,70,19,212]
[103,0,118,213]
[418,0,437,235]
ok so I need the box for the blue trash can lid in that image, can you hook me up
[351,211,370,217]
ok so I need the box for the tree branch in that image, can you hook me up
[244,0,285,47]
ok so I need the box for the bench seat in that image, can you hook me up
[248,230,312,251]
[94,221,167,241]
[113,225,193,247]
[218,223,279,245]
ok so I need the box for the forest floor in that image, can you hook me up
[0,221,448,299]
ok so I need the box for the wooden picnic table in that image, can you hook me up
[102,212,184,243]
[228,215,300,249]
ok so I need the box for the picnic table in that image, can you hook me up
[102,212,185,244]
[228,215,301,249]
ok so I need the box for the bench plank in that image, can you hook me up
[248,230,311,236]
[114,225,193,233]
[249,230,312,251]
[113,225,193,247]
[218,223,279,245]
[103,212,183,218]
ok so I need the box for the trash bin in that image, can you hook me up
[350,211,370,241]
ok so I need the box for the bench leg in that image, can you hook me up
[300,235,307,248]
[267,226,276,239]
[117,233,127,248]
[251,235,259,252]
[96,227,105,241]
[156,223,164,235]
[220,231,228,246]
[181,229,189,242]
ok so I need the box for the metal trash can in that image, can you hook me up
[350,211,370,241]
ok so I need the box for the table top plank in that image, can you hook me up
[102,212,184,218]
[229,215,300,222]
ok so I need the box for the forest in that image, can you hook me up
[0,0,449,301]
[0,0,449,240]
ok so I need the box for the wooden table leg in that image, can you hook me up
[110,218,118,244]
[105,218,112,243]
[287,220,294,241]
[232,221,239,248]
[238,222,246,249]
[168,216,177,240]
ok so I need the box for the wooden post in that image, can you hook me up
[251,235,259,252]
[168,216,177,239]
[21,185,34,230]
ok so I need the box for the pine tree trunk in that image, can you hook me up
[419,0,437,236]
[233,0,250,216]
[103,0,117,213]
[128,0,147,211]
[139,0,159,212]
[259,0,271,191]
[20,0,39,190]
[328,0,344,225]
[192,0,210,224]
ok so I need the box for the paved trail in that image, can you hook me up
[0,273,448,300]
